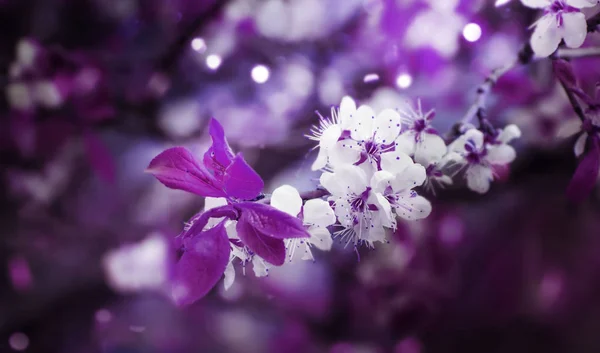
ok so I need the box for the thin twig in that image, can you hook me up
[556,46,600,59]
[556,74,587,122]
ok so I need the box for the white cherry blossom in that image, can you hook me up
[449,125,521,194]
[395,100,448,166]
[320,165,389,247]
[523,0,598,57]
[370,151,433,223]
[271,185,336,262]
[309,96,356,170]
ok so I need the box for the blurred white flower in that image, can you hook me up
[523,0,598,57]
[103,234,169,292]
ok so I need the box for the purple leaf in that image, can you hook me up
[223,154,264,200]
[146,147,225,197]
[235,202,310,239]
[236,218,286,266]
[182,204,238,240]
[203,118,235,169]
[172,221,231,306]
[83,131,115,183]
[567,137,600,203]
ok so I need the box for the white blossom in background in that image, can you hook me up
[404,0,466,58]
[522,0,599,57]
[448,125,521,194]
[103,234,169,292]
[271,185,335,262]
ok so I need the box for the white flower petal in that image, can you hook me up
[414,132,447,165]
[391,163,427,191]
[520,0,551,8]
[252,257,270,277]
[311,147,328,171]
[271,185,302,217]
[562,12,587,49]
[339,96,357,129]
[574,132,587,157]
[395,131,417,156]
[308,227,333,251]
[350,105,376,141]
[338,165,369,195]
[380,150,413,175]
[373,193,394,228]
[530,15,562,57]
[303,198,336,228]
[333,198,353,227]
[497,124,522,144]
[466,164,493,194]
[566,0,597,9]
[373,109,402,145]
[328,139,361,168]
[395,194,432,221]
[320,125,342,150]
[486,145,517,165]
[224,262,235,290]
[370,170,395,193]
[205,197,228,211]
[320,172,344,196]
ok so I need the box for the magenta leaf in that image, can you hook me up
[236,218,286,266]
[172,221,231,306]
[235,202,310,239]
[567,137,600,203]
[223,154,264,200]
[182,204,238,240]
[146,147,226,197]
[203,118,235,170]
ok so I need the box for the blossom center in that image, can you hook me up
[414,119,427,133]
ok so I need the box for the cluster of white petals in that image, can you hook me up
[310,97,440,248]
[520,0,599,57]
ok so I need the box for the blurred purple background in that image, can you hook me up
[1,0,600,352]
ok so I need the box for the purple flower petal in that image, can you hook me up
[172,221,231,306]
[236,218,286,266]
[182,204,238,239]
[235,202,310,239]
[146,147,225,197]
[203,118,235,173]
[567,137,600,203]
[223,154,264,200]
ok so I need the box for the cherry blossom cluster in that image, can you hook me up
[137,94,521,306]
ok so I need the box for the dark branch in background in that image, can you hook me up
[457,11,600,135]
[258,188,330,205]
[556,74,587,122]
[156,0,229,74]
